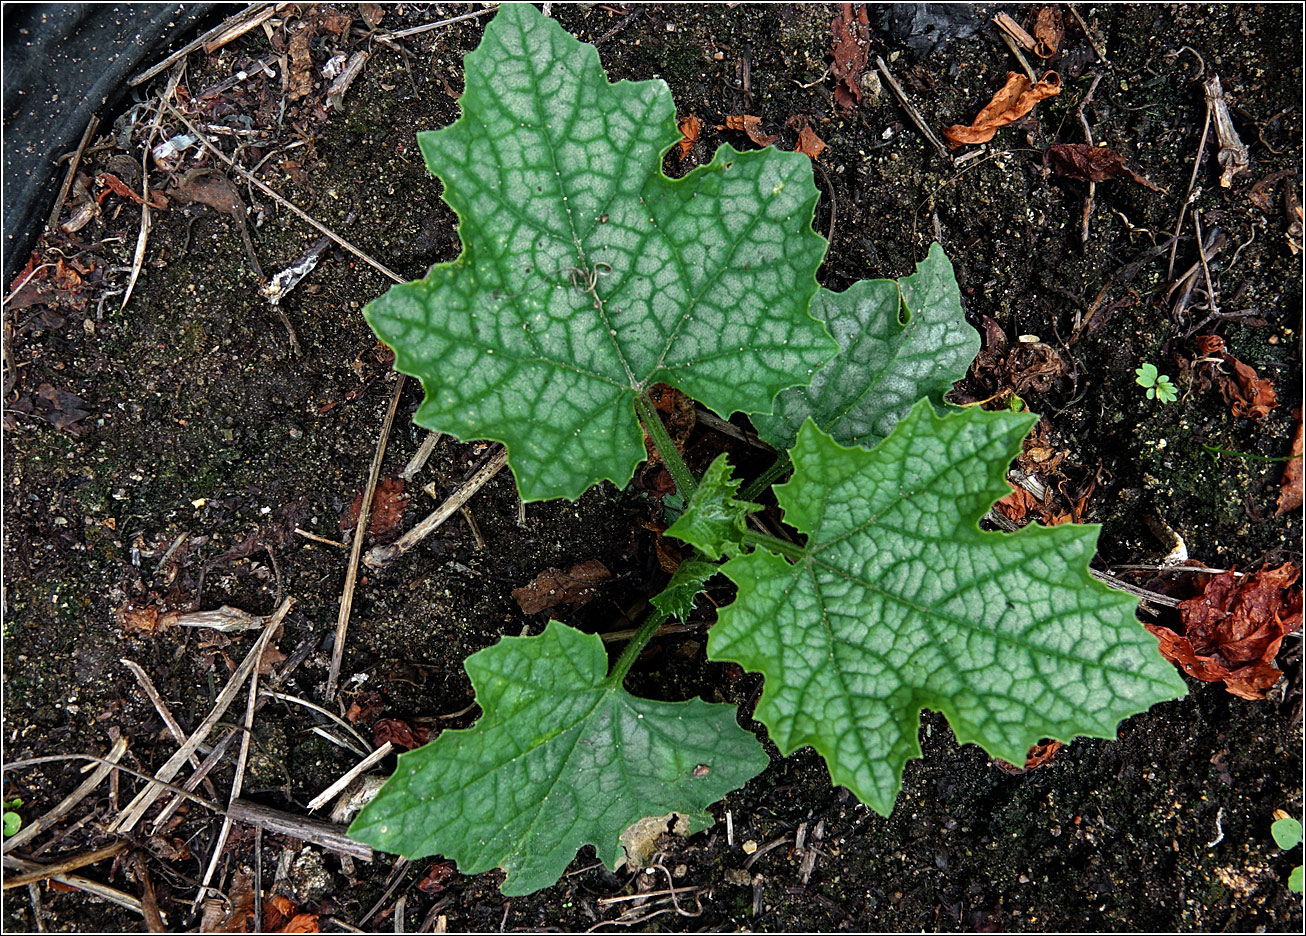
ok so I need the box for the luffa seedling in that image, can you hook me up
[351,4,1187,895]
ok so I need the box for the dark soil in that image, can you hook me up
[3,3,1301,932]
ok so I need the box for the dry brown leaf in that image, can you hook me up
[994,483,1072,527]
[994,738,1064,774]
[97,172,168,210]
[373,718,430,750]
[279,913,320,934]
[263,895,298,932]
[1032,7,1064,58]
[1046,143,1162,191]
[787,115,828,160]
[1193,334,1278,419]
[10,383,95,434]
[512,560,613,614]
[416,860,457,894]
[359,3,386,28]
[1146,563,1303,699]
[202,869,255,932]
[676,114,700,161]
[340,476,409,539]
[1277,409,1303,516]
[344,690,383,725]
[943,71,1062,148]
[829,3,870,112]
[721,114,778,148]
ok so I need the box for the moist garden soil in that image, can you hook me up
[3,3,1302,932]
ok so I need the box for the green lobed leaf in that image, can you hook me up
[708,404,1187,814]
[651,558,721,621]
[365,3,834,501]
[752,242,979,451]
[349,620,767,895]
[664,455,760,560]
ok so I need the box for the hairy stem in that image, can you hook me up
[604,610,672,688]
[741,452,793,503]
[635,392,697,498]
[740,529,808,562]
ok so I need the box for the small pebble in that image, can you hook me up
[742,839,758,854]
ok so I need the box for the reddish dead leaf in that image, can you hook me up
[117,602,178,636]
[1277,409,1303,516]
[721,114,778,148]
[993,738,1064,774]
[97,172,169,210]
[340,476,409,539]
[1193,335,1278,419]
[943,71,1062,149]
[994,483,1072,527]
[1046,143,1162,191]
[676,114,700,162]
[48,880,77,892]
[416,860,457,894]
[279,913,320,934]
[257,642,287,676]
[1032,7,1064,58]
[787,115,828,160]
[512,560,613,614]
[374,718,430,750]
[1146,563,1303,700]
[828,3,870,112]
[359,3,386,27]
[263,895,298,932]
[344,690,383,724]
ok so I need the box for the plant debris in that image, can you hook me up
[993,738,1064,774]
[955,316,1070,401]
[1032,7,1064,58]
[416,860,457,895]
[1193,334,1278,419]
[340,476,409,540]
[1146,564,1303,700]
[828,3,871,112]
[676,114,700,161]
[9,383,94,434]
[787,115,828,160]
[721,114,778,148]
[942,71,1061,148]
[97,172,169,210]
[373,718,430,750]
[1045,143,1162,191]
[512,560,613,614]
[1278,409,1304,516]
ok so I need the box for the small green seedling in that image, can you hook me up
[349,4,1188,895]
[1135,362,1177,403]
[1271,813,1303,893]
[3,797,22,837]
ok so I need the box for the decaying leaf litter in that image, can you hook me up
[3,3,1301,932]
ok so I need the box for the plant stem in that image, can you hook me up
[1202,443,1303,463]
[741,452,793,502]
[635,392,697,498]
[740,529,808,561]
[604,610,671,688]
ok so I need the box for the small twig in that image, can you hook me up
[193,644,263,912]
[1067,4,1110,66]
[227,799,373,861]
[365,446,508,569]
[1168,92,1213,280]
[997,30,1038,85]
[306,742,393,812]
[295,527,349,549]
[743,832,793,870]
[152,729,239,829]
[120,659,218,800]
[400,431,443,481]
[2,855,144,918]
[261,690,372,753]
[164,102,405,285]
[326,375,406,699]
[110,599,291,833]
[1077,74,1103,246]
[379,6,498,41]
[875,56,952,162]
[129,3,276,85]
[1206,806,1225,848]
[2,735,128,854]
[1192,210,1221,316]
[360,858,411,925]
[2,841,129,889]
[45,115,100,235]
